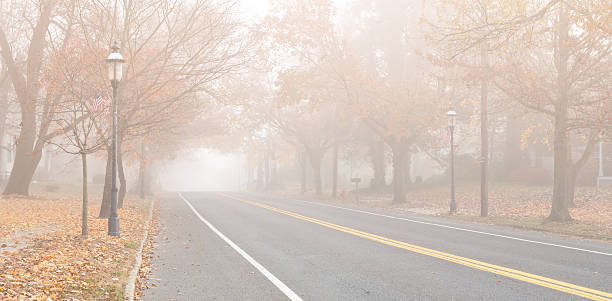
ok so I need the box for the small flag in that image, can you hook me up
[92,94,111,113]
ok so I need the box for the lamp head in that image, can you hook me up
[447,110,457,127]
[106,41,125,82]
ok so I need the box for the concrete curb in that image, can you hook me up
[125,198,155,301]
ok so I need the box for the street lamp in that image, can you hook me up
[106,42,124,237]
[447,110,457,214]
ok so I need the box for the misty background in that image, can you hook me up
[0,0,609,223]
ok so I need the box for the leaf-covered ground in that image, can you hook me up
[292,183,612,240]
[0,194,155,300]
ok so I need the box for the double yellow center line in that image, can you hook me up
[218,193,612,301]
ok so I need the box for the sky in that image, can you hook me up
[239,0,270,21]
[239,0,351,22]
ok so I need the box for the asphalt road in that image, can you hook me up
[143,191,612,300]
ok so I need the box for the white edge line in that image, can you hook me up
[249,195,612,257]
[296,198,612,257]
[178,192,303,301]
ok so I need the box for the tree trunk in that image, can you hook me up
[300,151,307,194]
[566,142,576,207]
[264,152,270,189]
[247,158,253,190]
[138,161,146,199]
[307,149,324,195]
[256,161,264,190]
[549,127,571,221]
[331,142,338,198]
[118,149,126,208]
[0,2,56,196]
[81,152,88,237]
[99,147,112,218]
[0,67,8,180]
[99,143,126,213]
[489,119,495,164]
[504,117,524,178]
[3,103,40,195]
[312,159,322,195]
[391,138,406,204]
[370,139,386,190]
[4,145,41,195]
[139,141,145,199]
[548,4,572,221]
[566,135,598,207]
[566,168,577,208]
[404,152,412,187]
[270,152,277,188]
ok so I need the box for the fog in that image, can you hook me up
[160,150,243,192]
[0,2,611,300]
[0,0,609,223]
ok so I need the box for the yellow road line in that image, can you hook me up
[217,192,612,301]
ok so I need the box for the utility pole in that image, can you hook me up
[447,110,457,214]
[480,46,489,217]
[332,101,339,198]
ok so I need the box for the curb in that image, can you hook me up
[124,198,155,301]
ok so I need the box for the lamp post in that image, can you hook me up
[106,42,124,237]
[447,110,457,214]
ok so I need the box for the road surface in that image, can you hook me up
[143,191,612,300]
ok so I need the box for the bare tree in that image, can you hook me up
[51,101,107,237]
[44,40,108,236]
